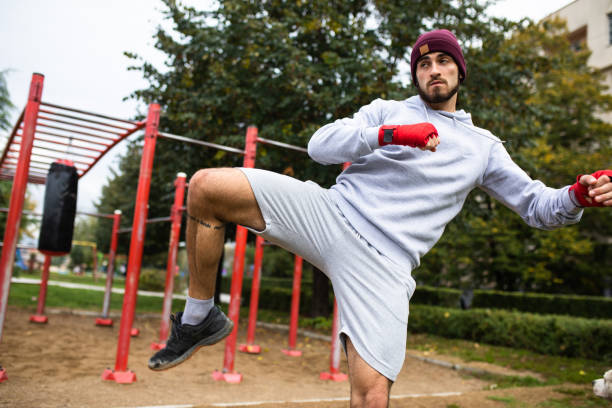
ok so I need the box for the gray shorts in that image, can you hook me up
[239,168,415,381]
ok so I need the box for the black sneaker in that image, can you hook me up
[148,307,233,371]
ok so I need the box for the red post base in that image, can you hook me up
[281,348,302,357]
[238,344,261,354]
[130,328,140,337]
[101,368,137,384]
[150,342,165,350]
[29,315,48,324]
[0,368,7,383]
[212,370,243,383]
[95,318,113,327]
[319,371,348,382]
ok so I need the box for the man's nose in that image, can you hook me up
[429,63,441,76]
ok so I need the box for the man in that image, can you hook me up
[148,29,612,407]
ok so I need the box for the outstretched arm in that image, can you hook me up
[479,143,583,229]
[307,99,438,165]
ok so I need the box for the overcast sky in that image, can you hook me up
[1,0,574,215]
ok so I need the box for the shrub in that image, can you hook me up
[408,305,612,361]
[139,268,165,291]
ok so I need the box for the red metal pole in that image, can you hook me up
[0,73,44,344]
[320,300,348,381]
[239,235,264,354]
[282,255,303,357]
[97,210,121,326]
[213,126,257,384]
[103,103,160,384]
[152,172,186,350]
[29,254,51,324]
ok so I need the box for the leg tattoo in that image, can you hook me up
[186,212,225,230]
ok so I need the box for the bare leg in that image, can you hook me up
[186,168,265,299]
[346,336,392,408]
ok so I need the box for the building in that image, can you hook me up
[548,0,612,120]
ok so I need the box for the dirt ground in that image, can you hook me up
[0,306,586,407]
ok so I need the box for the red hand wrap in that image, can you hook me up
[378,123,438,148]
[569,170,612,207]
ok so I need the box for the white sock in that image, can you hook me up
[181,296,214,325]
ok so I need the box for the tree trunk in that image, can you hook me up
[310,267,330,317]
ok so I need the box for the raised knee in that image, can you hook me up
[188,169,223,212]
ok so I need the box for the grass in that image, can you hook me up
[537,393,611,407]
[405,333,609,386]
[8,282,186,314]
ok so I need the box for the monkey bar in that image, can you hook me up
[0,99,144,185]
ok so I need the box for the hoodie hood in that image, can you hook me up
[405,95,504,144]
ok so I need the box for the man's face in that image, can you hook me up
[415,52,460,104]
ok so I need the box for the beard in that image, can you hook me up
[417,81,459,104]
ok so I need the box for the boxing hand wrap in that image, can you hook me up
[378,123,438,148]
[569,170,612,207]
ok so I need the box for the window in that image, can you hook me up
[608,13,612,45]
[567,26,587,51]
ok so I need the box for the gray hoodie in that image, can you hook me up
[308,95,583,269]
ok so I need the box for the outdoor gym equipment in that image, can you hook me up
[95,210,122,327]
[104,111,258,384]
[0,72,347,385]
[0,73,143,381]
[238,235,264,354]
[38,160,78,256]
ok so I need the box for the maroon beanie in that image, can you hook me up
[410,29,466,86]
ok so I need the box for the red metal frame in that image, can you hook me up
[320,300,348,382]
[29,254,51,324]
[0,73,45,346]
[282,255,303,357]
[212,126,258,384]
[96,210,122,327]
[103,103,160,384]
[151,173,187,350]
[239,235,265,354]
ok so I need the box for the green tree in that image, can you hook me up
[0,70,13,131]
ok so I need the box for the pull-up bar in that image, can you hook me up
[0,208,115,219]
[116,216,173,234]
[158,131,246,155]
[256,136,308,153]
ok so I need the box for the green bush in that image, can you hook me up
[471,290,612,319]
[410,285,612,319]
[408,305,612,361]
[139,268,165,291]
[411,286,462,307]
[220,276,331,313]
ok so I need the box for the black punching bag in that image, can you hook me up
[38,160,78,255]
